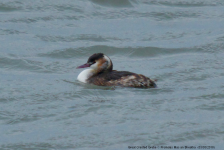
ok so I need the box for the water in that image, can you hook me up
[0,0,224,149]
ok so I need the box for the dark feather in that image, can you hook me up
[87,71,157,88]
[87,53,104,63]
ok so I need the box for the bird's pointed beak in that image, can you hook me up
[76,63,91,69]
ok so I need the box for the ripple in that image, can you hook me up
[38,45,205,60]
[0,143,73,150]
[5,16,56,23]
[198,103,224,111]
[145,11,200,20]
[0,29,26,35]
[197,93,224,100]
[91,0,134,7]
[170,124,223,144]
[0,2,21,12]
[0,55,72,73]
[0,56,45,72]
[149,0,223,7]
[36,34,110,43]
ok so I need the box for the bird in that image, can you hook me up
[77,53,157,88]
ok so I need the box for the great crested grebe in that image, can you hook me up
[77,53,157,88]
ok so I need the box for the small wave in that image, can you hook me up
[5,16,56,23]
[38,46,134,59]
[170,124,222,143]
[38,44,210,60]
[0,29,26,35]
[90,0,135,7]
[147,0,223,7]
[38,48,85,59]
[0,56,51,73]
[148,11,200,20]
[36,34,109,43]
[0,3,21,12]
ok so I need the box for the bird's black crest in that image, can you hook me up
[87,53,104,63]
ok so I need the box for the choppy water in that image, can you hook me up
[1,0,224,149]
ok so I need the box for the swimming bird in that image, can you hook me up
[77,53,157,88]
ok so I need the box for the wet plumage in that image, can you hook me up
[77,53,157,88]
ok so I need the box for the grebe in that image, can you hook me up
[77,53,157,88]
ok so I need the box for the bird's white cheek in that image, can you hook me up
[90,62,99,70]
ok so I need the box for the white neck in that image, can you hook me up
[77,69,94,83]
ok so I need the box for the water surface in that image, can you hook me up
[0,0,224,149]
